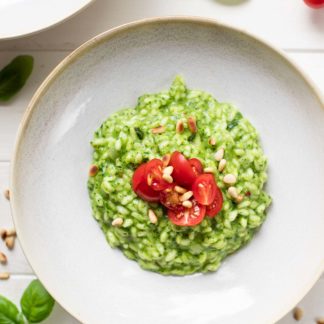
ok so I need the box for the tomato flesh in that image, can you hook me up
[169,151,197,188]
[167,200,206,226]
[206,186,223,217]
[304,0,324,8]
[189,158,203,176]
[132,163,160,202]
[145,159,169,191]
[192,173,217,205]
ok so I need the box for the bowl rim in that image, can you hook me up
[10,16,324,324]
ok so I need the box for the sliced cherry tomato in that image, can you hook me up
[304,0,324,8]
[189,158,203,176]
[169,151,197,188]
[192,173,217,205]
[145,159,169,191]
[132,163,160,202]
[159,185,182,210]
[206,186,223,217]
[167,200,206,226]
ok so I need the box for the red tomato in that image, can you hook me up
[206,186,223,217]
[145,159,169,191]
[132,163,160,202]
[159,185,182,210]
[192,173,217,205]
[167,200,206,226]
[304,0,324,8]
[169,151,197,188]
[188,158,203,176]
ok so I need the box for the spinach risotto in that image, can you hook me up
[88,77,271,275]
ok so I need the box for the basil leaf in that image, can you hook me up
[20,280,54,323]
[188,133,196,142]
[134,127,144,140]
[0,55,34,101]
[0,295,25,324]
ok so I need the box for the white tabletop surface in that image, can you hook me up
[0,0,323,323]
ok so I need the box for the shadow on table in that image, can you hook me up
[310,9,324,31]
[214,0,250,6]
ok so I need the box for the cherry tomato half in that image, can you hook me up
[132,163,160,202]
[304,0,324,8]
[188,158,203,176]
[159,185,182,210]
[167,200,206,226]
[145,159,169,191]
[192,173,217,205]
[169,151,197,188]
[206,186,223,217]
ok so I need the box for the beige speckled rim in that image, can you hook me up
[10,16,324,324]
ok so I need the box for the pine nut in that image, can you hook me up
[0,252,7,264]
[162,154,171,167]
[89,164,98,177]
[176,120,184,133]
[3,189,10,200]
[112,218,123,227]
[162,174,173,183]
[163,166,173,175]
[0,272,10,280]
[215,148,224,161]
[228,187,238,199]
[0,229,7,240]
[236,195,244,203]
[5,236,15,250]
[147,174,153,186]
[218,159,226,172]
[209,137,216,146]
[203,167,214,174]
[293,307,303,321]
[188,116,197,133]
[148,209,158,224]
[223,174,237,185]
[174,186,187,194]
[151,126,165,134]
[180,191,193,202]
[182,200,193,208]
[5,229,16,237]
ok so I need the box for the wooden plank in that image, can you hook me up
[0,0,323,51]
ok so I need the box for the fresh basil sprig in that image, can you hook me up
[0,279,55,324]
[0,55,34,102]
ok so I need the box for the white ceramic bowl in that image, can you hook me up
[11,17,324,324]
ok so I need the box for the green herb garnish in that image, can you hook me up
[134,127,144,140]
[188,133,196,141]
[0,55,34,102]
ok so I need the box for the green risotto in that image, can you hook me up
[88,77,271,275]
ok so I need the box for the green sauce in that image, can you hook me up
[88,77,271,275]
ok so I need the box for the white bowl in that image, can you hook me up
[11,17,324,324]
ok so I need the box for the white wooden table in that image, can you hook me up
[0,0,323,323]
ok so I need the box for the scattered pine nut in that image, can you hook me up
[179,191,193,202]
[223,174,237,185]
[293,307,303,321]
[112,218,123,227]
[218,159,226,172]
[174,186,187,194]
[316,317,324,324]
[162,174,173,183]
[182,200,193,208]
[0,229,7,240]
[163,166,173,176]
[187,116,197,133]
[176,120,184,133]
[215,148,224,161]
[89,164,98,177]
[0,272,10,280]
[236,195,244,203]
[0,252,7,264]
[5,229,16,237]
[162,154,171,167]
[147,174,153,186]
[148,209,158,224]
[203,167,215,174]
[209,137,216,146]
[3,189,10,200]
[151,126,165,134]
[5,236,15,250]
[228,187,238,199]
